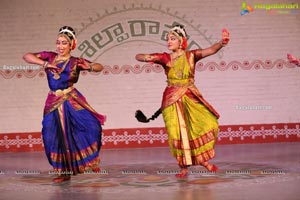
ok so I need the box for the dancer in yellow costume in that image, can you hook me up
[135,25,230,177]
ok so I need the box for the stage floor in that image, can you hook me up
[0,142,299,200]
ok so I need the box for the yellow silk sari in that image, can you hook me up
[161,52,219,168]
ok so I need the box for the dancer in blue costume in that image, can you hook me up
[23,26,106,183]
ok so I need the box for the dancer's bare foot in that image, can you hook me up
[207,164,218,172]
[52,176,71,183]
[202,162,219,172]
[92,167,101,173]
[175,168,188,178]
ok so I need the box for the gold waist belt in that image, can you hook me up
[167,79,194,87]
[50,86,74,96]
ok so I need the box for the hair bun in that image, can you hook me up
[59,26,76,40]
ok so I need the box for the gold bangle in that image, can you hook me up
[43,61,48,68]
[89,64,94,72]
[219,40,225,47]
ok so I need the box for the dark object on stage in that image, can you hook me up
[135,108,162,123]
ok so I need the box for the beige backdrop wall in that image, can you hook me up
[0,0,300,134]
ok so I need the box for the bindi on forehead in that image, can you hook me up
[57,36,69,42]
[168,33,178,39]
[56,37,71,46]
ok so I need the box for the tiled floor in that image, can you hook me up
[0,142,300,200]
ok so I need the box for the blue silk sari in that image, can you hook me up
[39,51,106,175]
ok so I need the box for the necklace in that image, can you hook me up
[52,56,70,80]
[54,55,71,64]
[171,52,183,61]
[171,52,186,78]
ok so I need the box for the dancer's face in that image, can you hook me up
[167,33,181,51]
[56,36,71,56]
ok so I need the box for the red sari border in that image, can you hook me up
[172,130,216,150]
[50,141,99,163]
[176,148,215,167]
[0,123,300,152]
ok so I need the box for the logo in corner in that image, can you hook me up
[240,2,254,16]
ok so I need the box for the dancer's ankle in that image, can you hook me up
[202,162,218,172]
